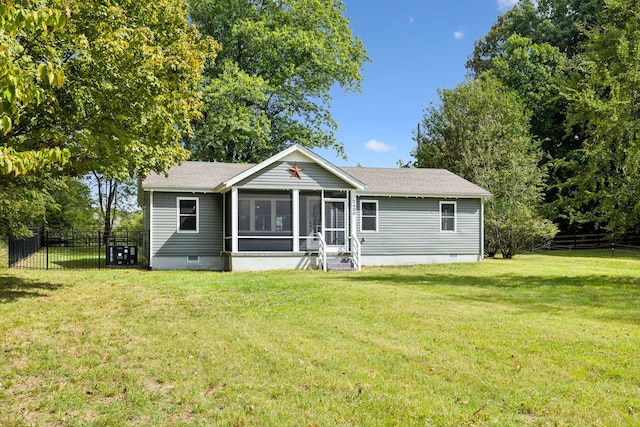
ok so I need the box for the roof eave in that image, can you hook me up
[141,186,216,193]
[356,191,492,198]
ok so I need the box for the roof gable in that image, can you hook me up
[235,160,360,190]
[213,144,365,191]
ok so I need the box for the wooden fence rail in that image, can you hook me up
[540,232,640,251]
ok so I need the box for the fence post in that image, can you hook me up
[45,229,49,270]
[98,230,102,270]
[611,242,614,258]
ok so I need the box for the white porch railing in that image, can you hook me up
[318,233,327,271]
[350,232,361,271]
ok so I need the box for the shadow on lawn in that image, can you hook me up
[347,272,640,324]
[532,249,640,260]
[0,274,64,303]
[48,257,103,269]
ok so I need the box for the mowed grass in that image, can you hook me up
[1,252,639,426]
[10,246,105,270]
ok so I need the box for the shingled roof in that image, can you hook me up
[340,166,490,197]
[142,162,253,191]
[142,161,489,198]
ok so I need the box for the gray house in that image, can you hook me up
[139,144,490,271]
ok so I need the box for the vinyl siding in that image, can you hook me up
[356,197,482,256]
[151,192,222,257]
[237,161,355,190]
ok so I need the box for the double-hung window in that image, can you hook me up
[360,200,378,232]
[440,201,456,232]
[177,197,199,233]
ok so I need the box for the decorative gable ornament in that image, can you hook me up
[288,163,304,179]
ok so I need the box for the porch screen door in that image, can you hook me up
[305,198,322,251]
[324,200,346,253]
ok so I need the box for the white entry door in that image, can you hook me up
[324,200,347,253]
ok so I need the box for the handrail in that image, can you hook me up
[318,233,327,271]
[350,232,361,271]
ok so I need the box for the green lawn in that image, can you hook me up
[1,252,639,426]
[10,246,105,270]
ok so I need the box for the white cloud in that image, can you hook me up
[497,0,518,10]
[365,139,396,153]
[453,30,464,40]
[408,16,414,25]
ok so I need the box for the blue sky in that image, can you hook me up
[316,0,518,168]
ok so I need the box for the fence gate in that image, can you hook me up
[8,228,149,270]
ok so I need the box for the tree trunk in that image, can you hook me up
[95,173,119,245]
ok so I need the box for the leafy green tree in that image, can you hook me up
[4,0,218,180]
[1,0,218,237]
[484,34,580,227]
[488,35,566,152]
[0,175,53,238]
[46,178,100,231]
[467,0,606,233]
[412,76,556,258]
[0,3,70,175]
[186,0,369,163]
[114,211,144,233]
[467,0,604,75]
[562,0,640,234]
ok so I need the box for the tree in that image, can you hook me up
[5,0,218,179]
[488,35,567,151]
[467,0,604,75]
[466,0,606,234]
[1,0,218,237]
[412,76,556,258]
[45,177,100,231]
[186,0,369,163]
[0,175,53,238]
[561,0,640,234]
[114,211,144,233]
[0,3,70,175]
[92,175,138,244]
[483,34,579,228]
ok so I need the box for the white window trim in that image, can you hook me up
[440,201,456,233]
[360,199,379,233]
[177,197,199,233]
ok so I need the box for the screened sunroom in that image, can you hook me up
[223,189,353,254]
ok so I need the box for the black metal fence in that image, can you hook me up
[8,228,149,270]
